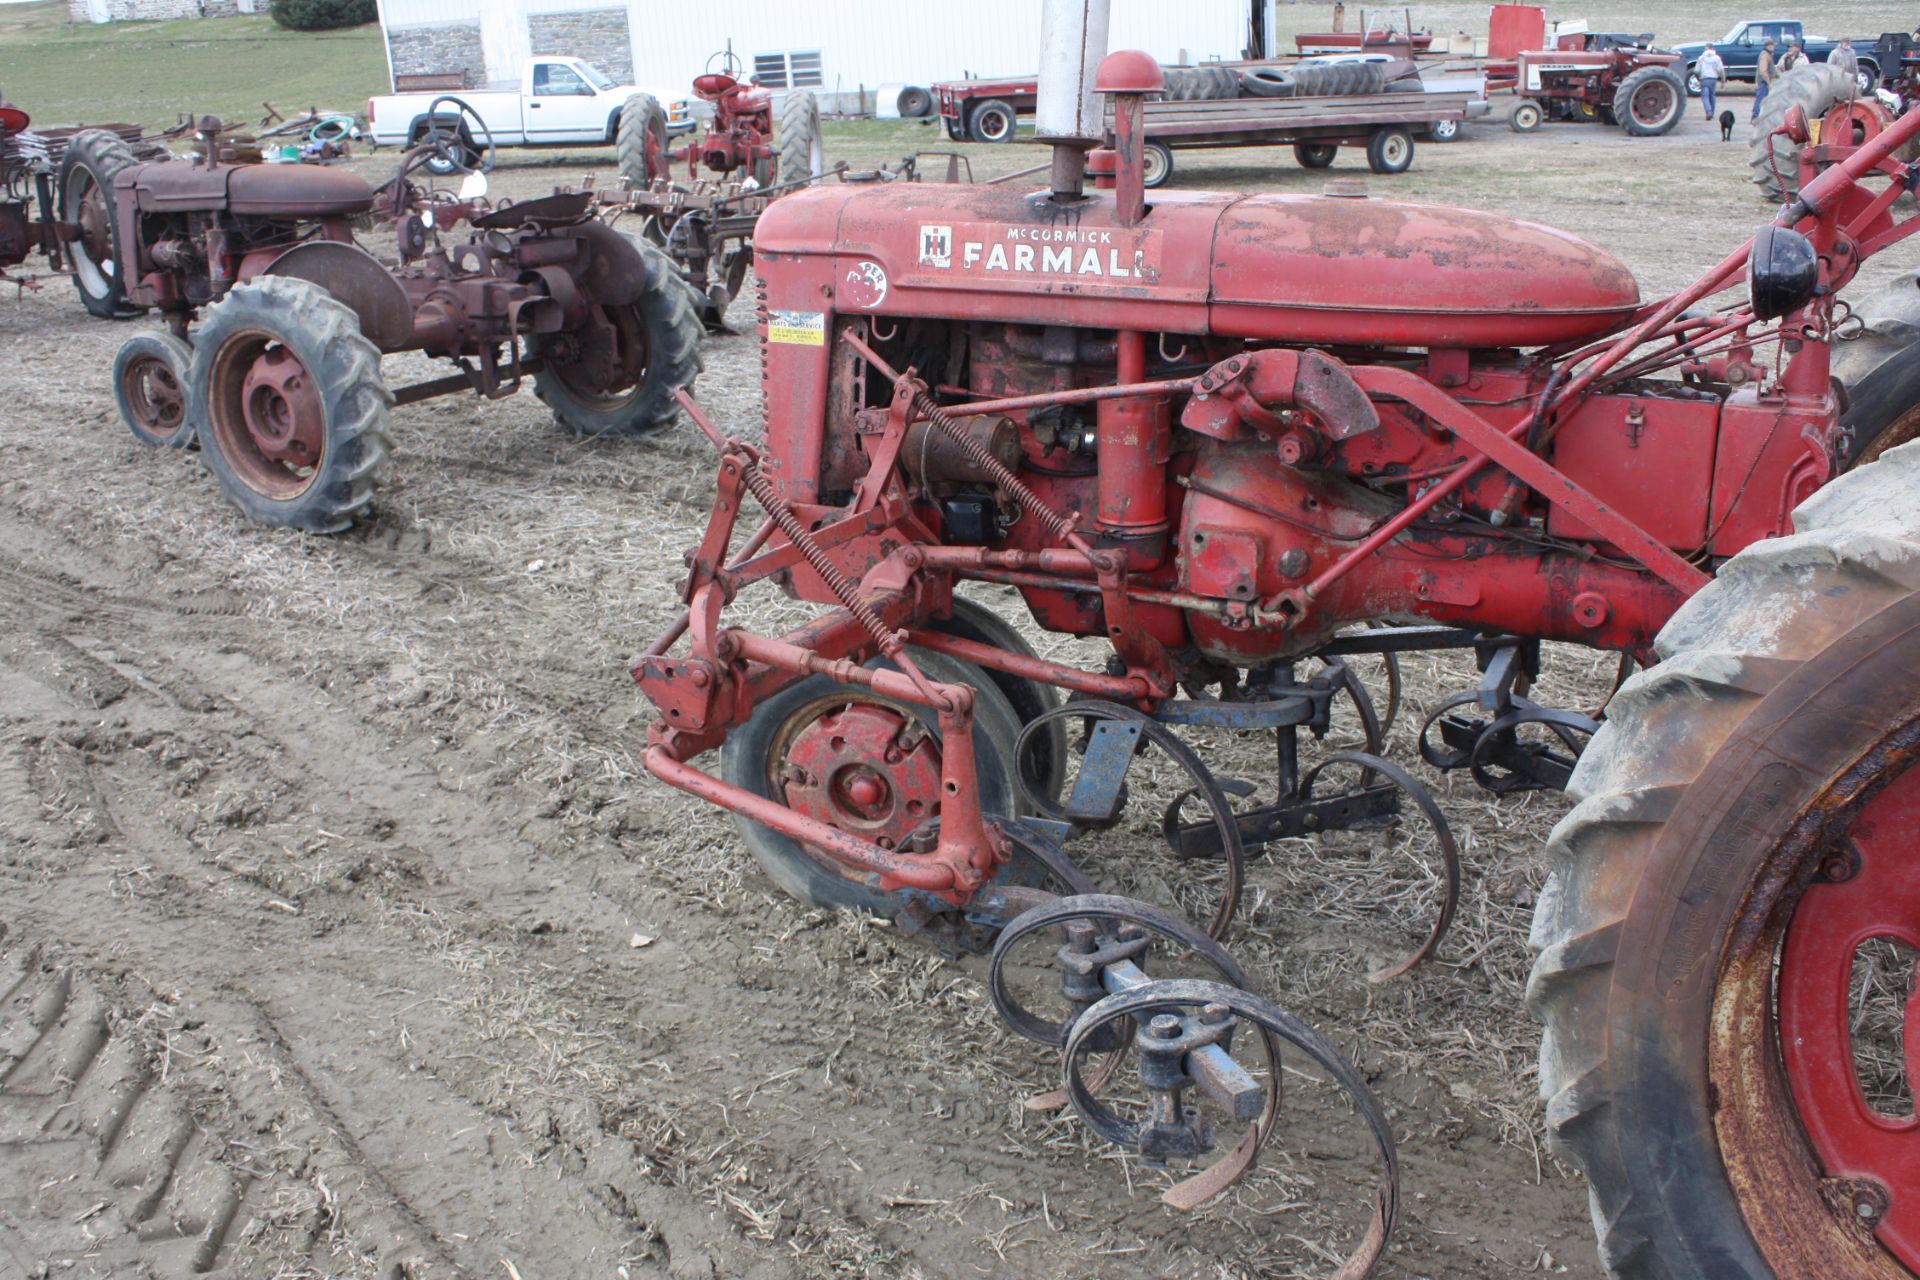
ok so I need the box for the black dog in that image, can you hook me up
[1719,109,1736,140]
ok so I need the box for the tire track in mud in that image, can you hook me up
[0,594,785,1278]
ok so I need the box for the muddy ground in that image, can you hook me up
[0,97,1913,1280]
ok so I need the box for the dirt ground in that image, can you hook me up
[0,98,1913,1280]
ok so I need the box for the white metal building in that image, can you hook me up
[374,0,1276,106]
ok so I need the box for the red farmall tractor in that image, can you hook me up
[634,2,1920,1269]
[616,48,822,192]
[68,103,700,532]
[1501,32,1689,135]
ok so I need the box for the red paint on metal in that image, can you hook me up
[1777,773,1920,1268]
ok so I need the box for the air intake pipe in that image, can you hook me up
[1034,0,1110,201]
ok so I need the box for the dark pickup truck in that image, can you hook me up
[1670,19,1880,96]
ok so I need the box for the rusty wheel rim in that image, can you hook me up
[120,351,187,444]
[1712,724,1920,1277]
[769,694,946,881]
[1631,81,1676,127]
[1856,403,1920,468]
[204,330,325,501]
[549,304,652,411]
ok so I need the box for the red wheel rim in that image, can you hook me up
[1778,772,1920,1265]
[773,698,945,861]
[120,352,187,442]
[204,332,325,500]
[1632,81,1675,127]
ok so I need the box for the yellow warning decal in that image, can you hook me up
[767,310,827,345]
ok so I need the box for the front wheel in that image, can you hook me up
[1509,98,1544,132]
[1365,126,1413,174]
[190,276,393,532]
[113,331,194,448]
[532,234,702,437]
[1686,67,1703,96]
[1427,116,1459,142]
[1530,438,1920,1278]
[718,648,1029,918]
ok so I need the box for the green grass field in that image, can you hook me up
[0,0,386,132]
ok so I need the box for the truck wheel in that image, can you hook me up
[616,92,669,188]
[1509,98,1544,132]
[57,128,143,319]
[775,89,823,185]
[1294,141,1338,168]
[1685,66,1703,96]
[1834,271,1920,468]
[969,98,1017,143]
[1613,65,1686,135]
[1530,438,1920,1280]
[1854,61,1879,97]
[190,277,393,533]
[532,233,701,437]
[112,331,194,448]
[718,648,1028,917]
[1366,126,1414,173]
[1427,116,1460,142]
[1141,140,1173,188]
[896,86,933,118]
[1751,63,1918,203]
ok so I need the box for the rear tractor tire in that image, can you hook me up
[1833,270,1920,468]
[189,276,393,533]
[718,647,1030,918]
[532,233,703,437]
[1613,65,1686,136]
[1530,437,1920,1279]
[57,128,143,319]
[616,91,670,188]
[775,89,823,186]
[1749,63,1917,204]
[112,331,194,448]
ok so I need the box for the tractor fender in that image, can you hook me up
[262,240,414,351]
[1181,348,1381,443]
[550,217,651,308]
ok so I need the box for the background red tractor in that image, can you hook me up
[70,101,699,531]
[630,0,1920,1268]
[615,47,821,192]
[1499,31,1689,135]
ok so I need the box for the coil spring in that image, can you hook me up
[910,391,1079,544]
[736,457,899,654]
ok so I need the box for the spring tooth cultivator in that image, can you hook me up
[633,0,1920,1259]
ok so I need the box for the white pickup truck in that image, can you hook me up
[366,56,694,171]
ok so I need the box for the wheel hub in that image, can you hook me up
[779,701,942,850]
[78,183,112,272]
[1777,772,1920,1268]
[239,346,324,465]
[122,353,185,437]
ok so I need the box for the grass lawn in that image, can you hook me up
[0,0,386,133]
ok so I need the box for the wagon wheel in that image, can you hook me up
[1532,438,1920,1277]
[112,332,194,449]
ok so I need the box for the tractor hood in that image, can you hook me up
[756,181,1640,349]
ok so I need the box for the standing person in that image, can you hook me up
[1779,37,1804,71]
[1752,37,1776,119]
[1829,36,1859,92]
[1332,2,1346,33]
[1696,42,1724,121]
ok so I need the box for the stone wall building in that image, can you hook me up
[67,0,257,21]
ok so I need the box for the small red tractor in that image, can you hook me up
[1498,31,1688,135]
[615,48,821,192]
[72,101,699,532]
[632,0,1920,1264]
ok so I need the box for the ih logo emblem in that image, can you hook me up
[919,224,953,269]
